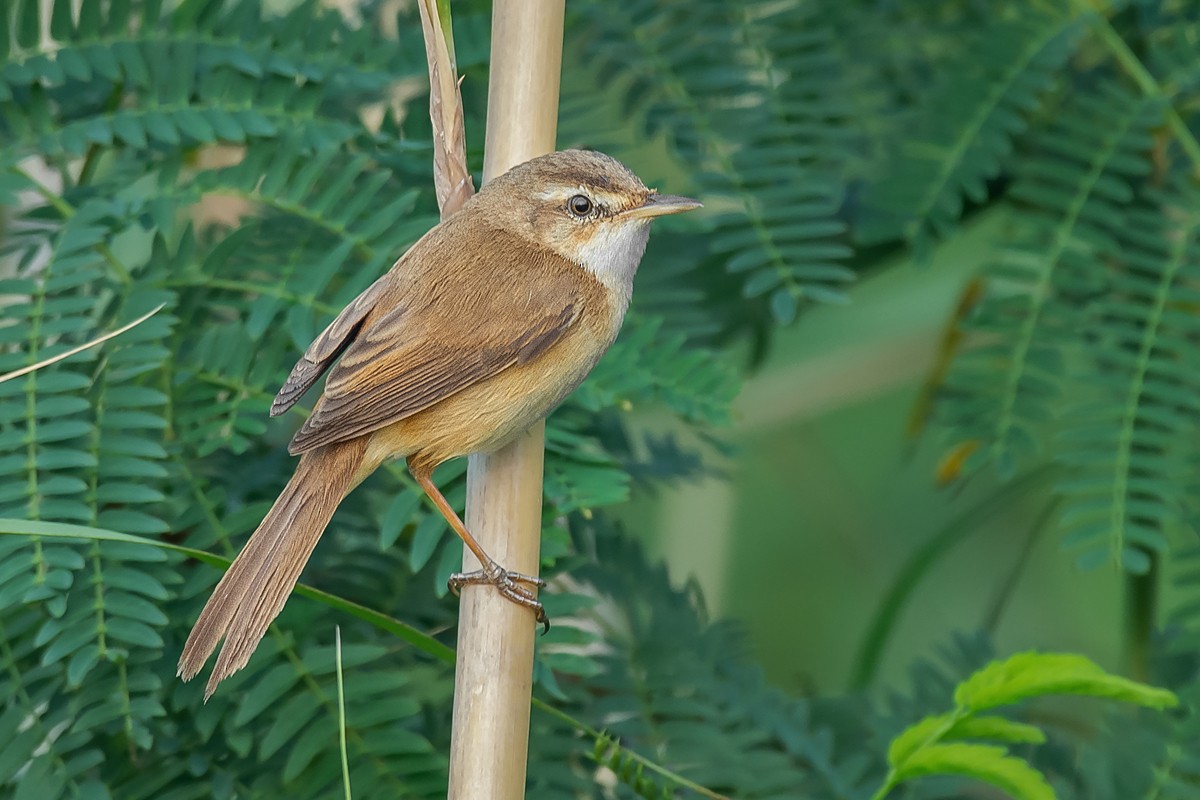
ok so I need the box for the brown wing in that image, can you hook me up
[270,274,391,417]
[285,224,584,455]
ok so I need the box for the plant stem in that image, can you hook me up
[850,468,1051,690]
[529,699,730,800]
[163,277,340,315]
[335,627,353,800]
[1071,0,1200,175]
[1124,547,1158,682]
[77,84,125,186]
[981,499,1060,634]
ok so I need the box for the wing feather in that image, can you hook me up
[270,275,393,417]
[283,222,584,455]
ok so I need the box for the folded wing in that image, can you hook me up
[279,224,584,455]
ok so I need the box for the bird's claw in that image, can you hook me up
[448,568,550,633]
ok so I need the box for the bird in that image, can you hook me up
[177,149,701,697]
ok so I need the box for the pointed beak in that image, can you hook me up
[623,193,703,220]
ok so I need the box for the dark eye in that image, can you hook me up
[568,194,593,217]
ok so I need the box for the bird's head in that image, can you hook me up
[473,149,701,301]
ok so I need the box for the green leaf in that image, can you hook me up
[97,508,168,534]
[40,619,96,664]
[104,591,169,626]
[259,692,320,760]
[380,489,422,550]
[111,112,148,148]
[103,565,168,599]
[235,664,301,726]
[141,110,179,144]
[104,618,164,649]
[888,713,953,767]
[85,43,122,81]
[0,724,37,783]
[944,715,1045,746]
[282,719,331,782]
[954,652,1178,713]
[408,512,446,572]
[15,756,66,800]
[66,644,102,686]
[893,743,1053,800]
[888,710,1048,769]
[768,287,797,324]
[58,49,92,82]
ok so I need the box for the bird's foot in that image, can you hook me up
[448,567,550,633]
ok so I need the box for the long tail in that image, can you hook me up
[178,437,368,698]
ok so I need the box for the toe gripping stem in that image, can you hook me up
[448,565,550,634]
[409,459,551,634]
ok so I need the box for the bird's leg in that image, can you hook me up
[408,458,549,632]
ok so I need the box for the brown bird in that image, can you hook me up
[177,149,700,696]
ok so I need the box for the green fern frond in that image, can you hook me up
[863,8,1085,259]
[0,208,108,600]
[877,650,1176,800]
[575,314,739,426]
[938,83,1162,482]
[0,212,177,798]
[1055,176,1200,572]
[540,528,842,799]
[0,618,96,799]
[171,634,447,799]
[710,1,855,322]
[0,0,405,95]
[0,0,417,167]
[1137,2,1200,100]
[572,0,854,324]
[181,141,438,295]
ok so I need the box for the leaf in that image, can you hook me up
[282,719,332,782]
[888,710,1049,769]
[235,664,302,726]
[66,645,102,687]
[259,692,320,760]
[888,713,955,767]
[408,512,446,573]
[943,715,1045,746]
[769,288,798,324]
[893,743,1054,800]
[954,652,1178,713]
[379,490,422,550]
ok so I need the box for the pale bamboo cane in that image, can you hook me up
[446,1,565,797]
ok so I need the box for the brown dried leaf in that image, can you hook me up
[416,0,475,218]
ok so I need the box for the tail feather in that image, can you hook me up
[177,439,367,698]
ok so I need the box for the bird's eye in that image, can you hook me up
[568,194,593,218]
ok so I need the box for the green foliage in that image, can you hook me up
[870,1,1200,579]
[862,7,1085,259]
[953,652,1176,711]
[3,0,1200,798]
[877,652,1177,800]
[569,0,856,328]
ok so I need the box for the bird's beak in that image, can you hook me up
[623,193,703,220]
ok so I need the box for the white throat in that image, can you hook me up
[572,219,651,311]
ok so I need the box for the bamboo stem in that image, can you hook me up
[447,2,564,797]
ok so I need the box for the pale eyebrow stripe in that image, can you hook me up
[534,187,632,214]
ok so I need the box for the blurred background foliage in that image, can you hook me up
[3,0,1200,797]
